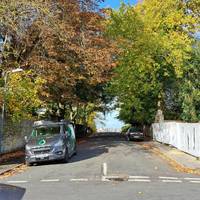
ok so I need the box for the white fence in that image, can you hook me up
[152,122,200,158]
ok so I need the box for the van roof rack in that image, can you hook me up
[33,120,71,127]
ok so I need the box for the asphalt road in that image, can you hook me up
[1,134,200,200]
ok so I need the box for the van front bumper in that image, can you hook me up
[25,151,65,164]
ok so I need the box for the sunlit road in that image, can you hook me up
[1,134,200,200]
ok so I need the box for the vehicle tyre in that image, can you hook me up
[74,143,77,155]
[126,136,130,141]
[26,161,32,166]
[73,150,77,156]
[63,149,69,163]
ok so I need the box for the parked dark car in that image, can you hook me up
[126,127,144,141]
[25,120,77,166]
[74,124,93,138]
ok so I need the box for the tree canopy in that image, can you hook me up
[0,0,199,127]
[106,0,200,124]
[0,0,116,127]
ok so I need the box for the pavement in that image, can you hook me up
[152,141,200,171]
[0,151,24,175]
[1,134,200,200]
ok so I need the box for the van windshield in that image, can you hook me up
[31,126,61,138]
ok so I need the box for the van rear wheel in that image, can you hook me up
[74,143,77,155]
[63,149,69,163]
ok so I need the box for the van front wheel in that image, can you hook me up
[26,161,33,166]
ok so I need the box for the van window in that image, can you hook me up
[68,124,75,138]
[31,126,61,138]
[65,125,72,137]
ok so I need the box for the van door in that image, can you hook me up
[65,124,76,155]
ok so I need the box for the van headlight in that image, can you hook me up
[25,145,32,155]
[54,140,64,154]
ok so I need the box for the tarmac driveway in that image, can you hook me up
[1,134,200,200]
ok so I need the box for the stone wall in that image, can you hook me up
[0,120,33,154]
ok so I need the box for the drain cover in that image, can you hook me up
[103,175,129,182]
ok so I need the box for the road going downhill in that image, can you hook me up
[1,133,200,200]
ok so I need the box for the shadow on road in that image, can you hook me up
[34,134,126,166]
[70,136,123,163]
[33,135,153,166]
[1,133,153,167]
[70,133,153,163]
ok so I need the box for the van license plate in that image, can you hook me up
[35,154,49,159]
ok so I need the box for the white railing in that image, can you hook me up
[152,122,200,158]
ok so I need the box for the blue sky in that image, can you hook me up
[95,111,124,131]
[100,0,138,9]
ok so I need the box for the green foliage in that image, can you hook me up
[4,71,44,121]
[87,112,97,133]
[179,41,200,122]
[106,0,200,124]
[121,124,131,134]
[0,0,116,124]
